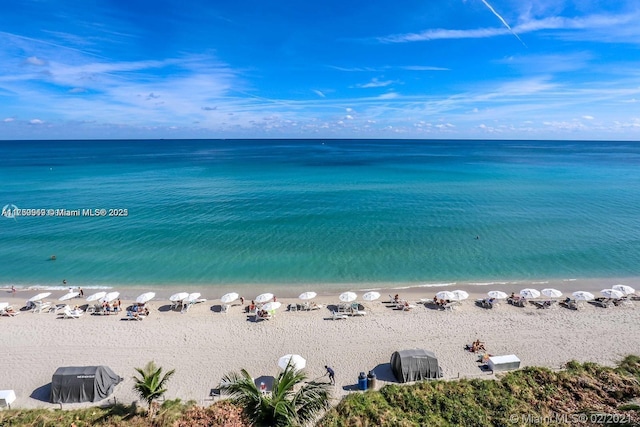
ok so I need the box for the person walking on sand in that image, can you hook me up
[324,365,335,385]
[11,286,16,294]
[78,287,84,297]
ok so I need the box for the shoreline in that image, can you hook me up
[2,276,637,302]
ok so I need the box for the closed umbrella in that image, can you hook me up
[86,291,106,302]
[339,292,357,302]
[101,291,120,303]
[487,291,508,300]
[170,292,189,302]
[520,289,541,299]
[255,293,274,303]
[362,291,381,301]
[572,291,594,301]
[541,288,563,298]
[601,289,624,299]
[451,290,469,301]
[278,354,306,371]
[59,291,79,301]
[262,301,281,311]
[436,291,455,301]
[28,292,51,302]
[136,292,155,304]
[612,284,635,295]
[220,292,239,304]
[298,292,317,301]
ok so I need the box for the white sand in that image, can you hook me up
[1,287,639,410]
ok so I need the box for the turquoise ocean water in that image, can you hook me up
[1,139,639,291]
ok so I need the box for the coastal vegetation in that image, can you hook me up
[0,356,638,426]
[133,361,176,419]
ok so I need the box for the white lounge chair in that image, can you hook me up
[0,303,19,317]
[33,301,51,314]
[62,308,83,319]
[331,311,348,320]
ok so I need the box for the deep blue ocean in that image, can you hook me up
[1,139,640,291]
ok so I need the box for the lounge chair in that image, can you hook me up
[0,304,19,317]
[397,301,416,311]
[51,304,70,314]
[560,299,578,310]
[62,308,83,319]
[32,301,51,314]
[475,299,494,309]
[124,311,145,320]
[331,311,348,320]
[591,298,611,308]
[442,302,456,311]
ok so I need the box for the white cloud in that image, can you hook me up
[345,115,354,120]
[29,119,44,124]
[354,78,395,88]
[25,56,47,66]
[312,89,325,98]
[582,115,594,120]
[3,117,15,122]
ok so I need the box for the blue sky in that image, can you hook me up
[1,0,640,140]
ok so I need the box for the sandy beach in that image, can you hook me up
[1,282,639,410]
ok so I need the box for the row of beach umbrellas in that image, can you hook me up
[27,284,635,308]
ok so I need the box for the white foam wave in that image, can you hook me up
[563,279,577,281]
[24,285,112,291]
[468,282,509,286]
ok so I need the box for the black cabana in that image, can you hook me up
[390,349,441,383]
[50,366,122,403]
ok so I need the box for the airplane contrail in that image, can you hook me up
[479,0,527,47]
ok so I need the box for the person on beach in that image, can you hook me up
[273,295,277,303]
[11,286,15,294]
[240,296,245,305]
[78,287,84,297]
[324,366,335,385]
[394,294,400,303]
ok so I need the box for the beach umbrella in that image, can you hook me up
[220,292,239,304]
[186,292,201,302]
[100,291,120,303]
[255,293,274,303]
[278,354,306,371]
[436,291,456,301]
[298,291,317,301]
[520,288,541,299]
[601,289,624,299]
[170,292,189,302]
[28,292,51,302]
[86,291,106,302]
[362,291,381,301]
[262,301,281,311]
[59,291,79,301]
[612,284,635,295]
[136,292,155,304]
[451,290,469,301]
[339,291,357,302]
[572,291,594,301]
[541,288,563,298]
[487,291,508,300]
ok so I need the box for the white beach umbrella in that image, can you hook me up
[136,292,155,304]
[487,291,508,300]
[262,301,281,311]
[100,291,120,303]
[86,291,106,302]
[541,288,563,298]
[362,291,381,301]
[451,290,469,301]
[170,292,189,302]
[59,291,79,301]
[520,288,541,299]
[255,293,274,303]
[186,292,201,302]
[278,354,306,371]
[612,284,635,295]
[220,292,239,304]
[572,291,594,301]
[298,291,317,301]
[436,291,456,301]
[339,291,357,302]
[601,289,624,299]
[28,292,51,302]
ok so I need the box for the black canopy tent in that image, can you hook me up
[50,366,122,404]
[390,349,442,383]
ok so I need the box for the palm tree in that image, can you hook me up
[133,361,176,418]
[220,364,332,426]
